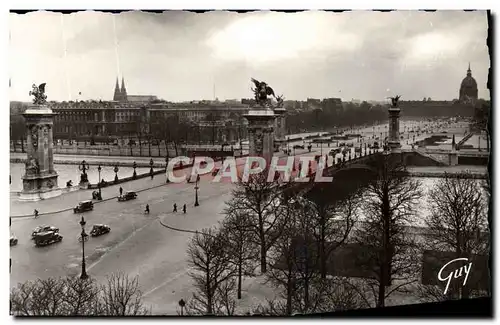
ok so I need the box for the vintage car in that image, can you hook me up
[118,191,137,202]
[74,200,94,213]
[34,231,63,247]
[293,144,305,150]
[90,224,111,237]
[10,234,18,246]
[32,225,59,238]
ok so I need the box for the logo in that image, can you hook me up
[437,258,472,295]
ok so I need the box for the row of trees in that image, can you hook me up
[285,100,483,134]
[10,273,151,316]
[184,154,490,315]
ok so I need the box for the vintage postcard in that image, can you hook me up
[8,8,492,317]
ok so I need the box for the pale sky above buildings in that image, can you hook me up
[9,10,490,102]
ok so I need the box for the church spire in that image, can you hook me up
[113,77,121,101]
[120,76,128,101]
[467,62,471,76]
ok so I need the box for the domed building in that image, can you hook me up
[459,63,478,104]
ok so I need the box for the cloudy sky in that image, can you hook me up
[9,10,490,102]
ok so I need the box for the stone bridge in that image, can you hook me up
[282,147,487,197]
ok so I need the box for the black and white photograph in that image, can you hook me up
[7,5,493,318]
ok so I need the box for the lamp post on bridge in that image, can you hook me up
[79,216,89,280]
[114,165,119,182]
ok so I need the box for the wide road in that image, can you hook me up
[11,146,334,314]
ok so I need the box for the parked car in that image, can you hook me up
[74,200,94,213]
[33,231,63,247]
[293,144,305,150]
[90,224,111,237]
[32,225,59,238]
[118,191,137,202]
[10,235,18,246]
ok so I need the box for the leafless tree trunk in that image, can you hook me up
[219,211,257,299]
[99,273,150,316]
[424,173,489,299]
[354,154,423,308]
[224,172,286,274]
[187,227,235,315]
[306,183,360,279]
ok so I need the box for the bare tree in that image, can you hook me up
[186,227,235,315]
[219,211,257,299]
[10,278,66,316]
[225,172,286,273]
[61,277,101,315]
[266,194,365,315]
[422,173,489,298]
[98,272,150,316]
[265,212,299,315]
[354,153,423,308]
[305,182,360,279]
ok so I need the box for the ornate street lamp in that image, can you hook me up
[79,216,89,280]
[194,174,200,207]
[78,160,89,183]
[133,161,137,178]
[114,164,119,182]
[97,165,102,199]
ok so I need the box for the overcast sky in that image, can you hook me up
[9,10,490,102]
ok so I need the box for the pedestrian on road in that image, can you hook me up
[119,187,123,196]
[145,204,150,214]
[34,209,39,219]
[173,203,177,213]
[183,204,186,214]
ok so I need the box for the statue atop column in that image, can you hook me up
[29,83,48,105]
[389,95,401,108]
[20,82,61,201]
[251,78,285,109]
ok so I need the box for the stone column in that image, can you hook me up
[388,102,401,151]
[244,109,276,166]
[20,105,61,201]
[273,107,286,152]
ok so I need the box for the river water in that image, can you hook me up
[10,163,487,228]
[9,163,157,192]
